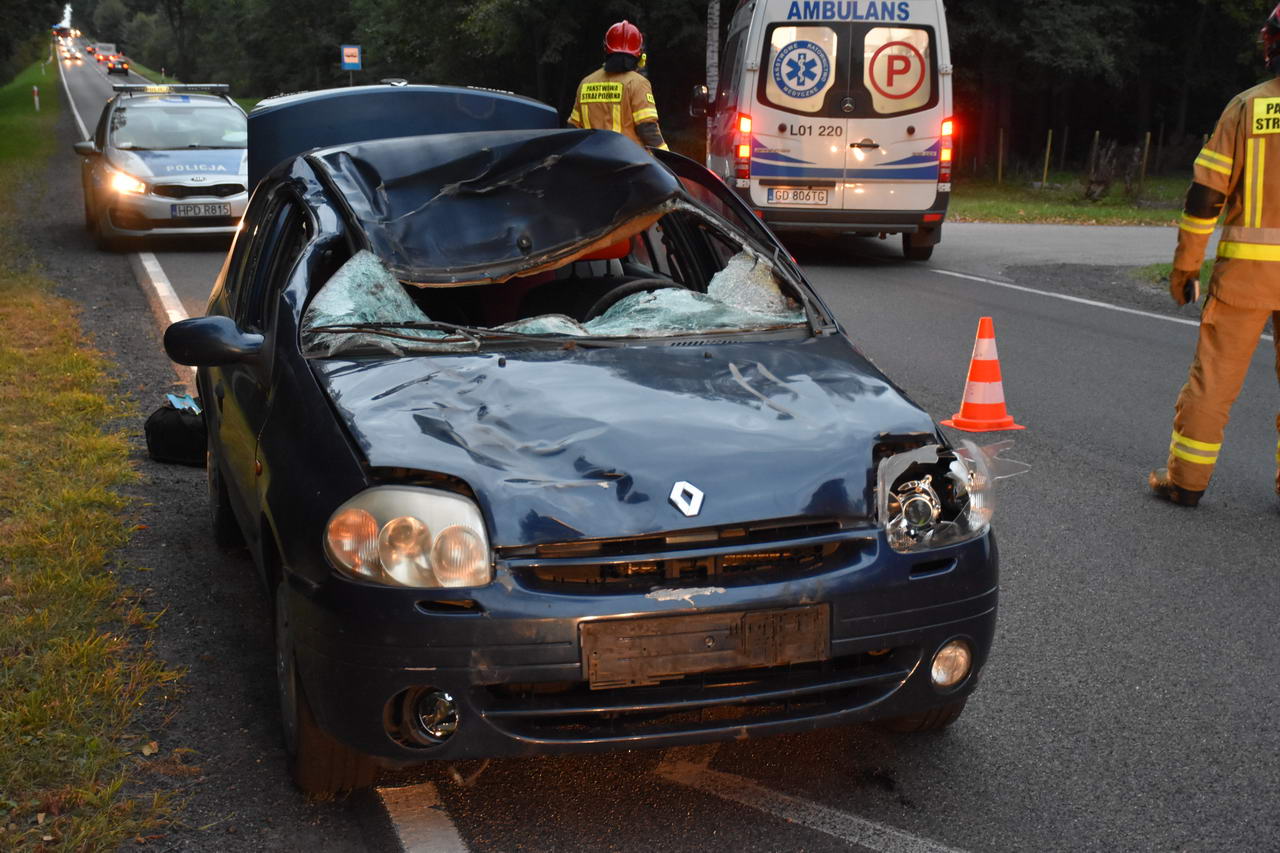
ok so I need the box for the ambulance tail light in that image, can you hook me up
[939,116,955,184]
[734,113,753,181]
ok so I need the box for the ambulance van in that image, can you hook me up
[693,0,953,260]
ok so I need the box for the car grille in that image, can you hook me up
[152,183,244,199]
[502,518,869,594]
[478,647,916,741]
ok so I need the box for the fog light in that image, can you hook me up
[414,689,458,742]
[931,640,972,688]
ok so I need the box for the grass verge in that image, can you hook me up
[950,173,1187,226]
[0,61,182,850]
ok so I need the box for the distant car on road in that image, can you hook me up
[105,55,129,75]
[73,84,248,250]
[164,84,1000,796]
[93,43,115,62]
[84,44,96,55]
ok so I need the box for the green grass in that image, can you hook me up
[0,61,182,850]
[950,172,1188,226]
[1132,258,1216,285]
[122,59,179,85]
[234,97,260,113]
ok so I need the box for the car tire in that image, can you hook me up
[902,232,934,262]
[82,186,97,234]
[275,584,379,796]
[94,203,123,252]
[876,697,966,733]
[207,448,244,549]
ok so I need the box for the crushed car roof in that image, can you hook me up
[309,128,684,285]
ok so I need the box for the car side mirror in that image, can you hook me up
[73,140,98,156]
[689,84,709,119]
[164,316,264,367]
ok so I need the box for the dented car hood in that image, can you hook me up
[312,336,936,546]
[310,129,682,285]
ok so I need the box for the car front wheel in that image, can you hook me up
[275,583,378,796]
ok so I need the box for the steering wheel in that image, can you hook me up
[581,278,688,322]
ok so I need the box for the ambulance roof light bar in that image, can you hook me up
[112,83,231,95]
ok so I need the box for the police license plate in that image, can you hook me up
[767,187,828,206]
[170,202,230,218]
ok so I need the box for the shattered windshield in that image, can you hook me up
[302,240,808,358]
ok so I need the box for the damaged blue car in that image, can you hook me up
[163,84,998,795]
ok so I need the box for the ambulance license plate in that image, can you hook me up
[170,202,231,218]
[767,187,828,206]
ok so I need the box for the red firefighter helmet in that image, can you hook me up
[1263,4,1280,72]
[604,20,644,57]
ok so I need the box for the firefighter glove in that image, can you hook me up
[1169,268,1199,306]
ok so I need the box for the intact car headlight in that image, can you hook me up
[324,486,492,588]
[876,440,993,554]
[107,167,147,195]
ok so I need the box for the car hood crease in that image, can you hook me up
[312,336,936,546]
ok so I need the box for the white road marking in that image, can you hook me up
[56,53,89,140]
[378,782,469,853]
[128,252,194,389]
[655,747,966,853]
[933,268,1275,343]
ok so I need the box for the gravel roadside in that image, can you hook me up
[19,94,385,853]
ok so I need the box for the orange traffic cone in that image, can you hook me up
[941,317,1025,432]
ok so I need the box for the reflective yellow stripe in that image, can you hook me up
[580,104,590,130]
[1170,444,1217,464]
[1195,156,1232,176]
[1245,140,1256,227]
[611,104,621,132]
[1217,240,1280,261]
[1197,147,1233,167]
[1179,222,1216,236]
[1256,138,1267,227]
[1181,212,1218,226]
[633,107,658,122]
[1172,430,1221,452]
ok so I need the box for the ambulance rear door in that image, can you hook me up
[844,18,947,213]
[749,19,849,213]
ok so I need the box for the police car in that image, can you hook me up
[73,84,248,250]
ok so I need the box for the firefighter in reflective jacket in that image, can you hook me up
[1150,4,1280,506]
[568,20,668,151]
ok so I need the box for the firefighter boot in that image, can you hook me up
[1149,468,1204,507]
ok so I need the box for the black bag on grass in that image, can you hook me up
[144,395,206,467]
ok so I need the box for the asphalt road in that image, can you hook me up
[38,52,1280,852]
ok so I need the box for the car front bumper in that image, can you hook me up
[289,530,998,763]
[101,189,246,239]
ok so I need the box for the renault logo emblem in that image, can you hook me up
[669,481,704,517]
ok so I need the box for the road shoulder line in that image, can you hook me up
[378,782,469,853]
[129,251,194,389]
[56,54,89,140]
[933,268,1275,343]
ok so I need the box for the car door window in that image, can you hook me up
[241,201,308,333]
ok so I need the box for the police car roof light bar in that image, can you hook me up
[111,83,231,95]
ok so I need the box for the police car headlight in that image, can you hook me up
[324,487,492,588]
[877,441,993,554]
[108,167,147,195]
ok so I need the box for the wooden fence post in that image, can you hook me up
[997,127,1005,185]
[1040,129,1053,189]
[1138,130,1152,196]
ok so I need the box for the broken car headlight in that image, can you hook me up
[876,441,993,554]
[324,486,492,588]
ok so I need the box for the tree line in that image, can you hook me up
[25,0,1280,171]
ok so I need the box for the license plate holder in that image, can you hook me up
[766,187,829,206]
[581,604,830,690]
[170,202,231,218]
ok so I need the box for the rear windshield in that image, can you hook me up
[758,22,936,118]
